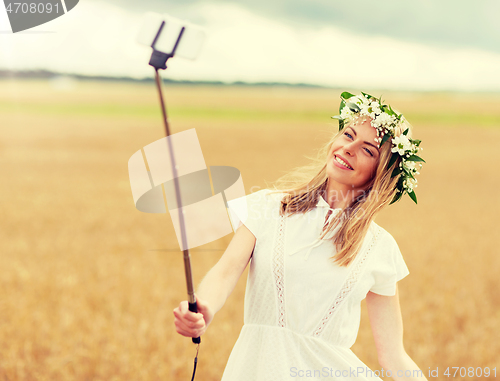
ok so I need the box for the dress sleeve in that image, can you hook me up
[227,189,274,239]
[369,230,410,296]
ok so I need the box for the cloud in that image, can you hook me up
[0,1,150,77]
[1,1,500,91]
[104,0,500,54]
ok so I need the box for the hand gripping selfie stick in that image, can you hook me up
[137,13,206,378]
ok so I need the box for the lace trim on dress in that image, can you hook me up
[273,213,287,328]
[312,225,381,337]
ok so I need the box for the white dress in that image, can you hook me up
[224,189,409,381]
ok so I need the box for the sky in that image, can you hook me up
[1,0,500,91]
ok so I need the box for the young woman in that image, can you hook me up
[174,92,428,381]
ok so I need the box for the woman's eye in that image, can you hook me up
[344,132,353,139]
[364,148,374,157]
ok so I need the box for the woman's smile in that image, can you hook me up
[333,154,354,170]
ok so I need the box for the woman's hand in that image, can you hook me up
[173,297,214,338]
[173,224,256,338]
[366,287,428,380]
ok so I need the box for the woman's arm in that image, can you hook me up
[366,287,428,381]
[173,224,256,338]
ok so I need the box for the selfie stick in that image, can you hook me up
[148,22,201,345]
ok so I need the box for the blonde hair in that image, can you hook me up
[269,116,412,266]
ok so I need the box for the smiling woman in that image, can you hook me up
[173,92,428,381]
[327,120,380,199]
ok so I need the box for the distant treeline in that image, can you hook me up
[0,69,325,88]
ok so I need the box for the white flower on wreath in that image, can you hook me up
[358,103,369,116]
[340,107,354,121]
[403,177,418,192]
[359,102,379,119]
[369,101,381,116]
[350,96,363,105]
[391,135,412,155]
[372,112,395,129]
[403,160,420,174]
[410,143,420,155]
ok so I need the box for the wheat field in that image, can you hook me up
[0,79,499,380]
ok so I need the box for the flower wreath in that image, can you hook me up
[332,91,425,204]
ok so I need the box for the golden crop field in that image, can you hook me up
[0,79,499,380]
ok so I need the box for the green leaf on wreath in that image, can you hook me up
[406,155,425,163]
[387,153,398,170]
[391,167,402,177]
[390,191,403,205]
[340,92,355,100]
[339,99,346,114]
[347,102,360,113]
[408,190,418,204]
[387,105,396,116]
[381,133,391,145]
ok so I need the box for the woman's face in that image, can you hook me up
[326,118,380,194]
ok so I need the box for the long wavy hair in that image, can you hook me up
[269,116,412,266]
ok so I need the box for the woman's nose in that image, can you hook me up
[343,140,358,156]
[344,145,354,156]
